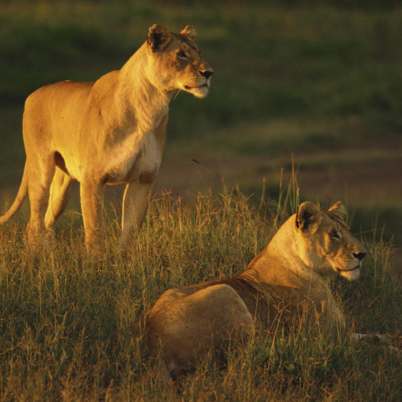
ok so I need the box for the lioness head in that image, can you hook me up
[145,24,213,98]
[294,201,367,281]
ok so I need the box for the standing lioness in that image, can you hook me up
[0,24,213,253]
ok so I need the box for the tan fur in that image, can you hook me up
[146,201,367,377]
[0,24,213,253]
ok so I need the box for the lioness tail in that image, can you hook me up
[0,162,28,224]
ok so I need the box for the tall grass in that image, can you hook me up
[0,187,400,401]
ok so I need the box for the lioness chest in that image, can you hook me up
[103,131,162,185]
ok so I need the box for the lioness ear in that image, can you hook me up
[328,201,348,223]
[180,25,197,40]
[147,24,171,52]
[296,201,321,232]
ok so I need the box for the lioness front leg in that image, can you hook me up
[80,179,104,254]
[120,181,153,249]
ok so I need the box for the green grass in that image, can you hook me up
[0,189,401,401]
[1,1,401,199]
[1,2,402,135]
[1,1,401,191]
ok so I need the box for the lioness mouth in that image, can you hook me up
[337,265,360,273]
[184,83,208,90]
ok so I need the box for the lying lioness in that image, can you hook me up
[146,201,367,378]
[0,25,213,253]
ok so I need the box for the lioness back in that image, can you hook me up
[24,81,93,153]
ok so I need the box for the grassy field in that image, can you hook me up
[0,1,402,400]
[0,189,401,401]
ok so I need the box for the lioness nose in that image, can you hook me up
[353,251,367,261]
[200,69,214,79]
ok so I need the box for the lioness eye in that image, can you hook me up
[177,50,187,60]
[330,229,341,240]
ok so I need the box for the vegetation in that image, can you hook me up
[0,188,401,401]
[1,1,401,151]
[0,1,401,400]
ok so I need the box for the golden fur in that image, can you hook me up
[0,24,213,253]
[146,201,367,378]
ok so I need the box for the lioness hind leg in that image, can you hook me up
[45,167,72,229]
[148,284,255,379]
[26,157,55,249]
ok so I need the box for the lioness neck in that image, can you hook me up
[116,44,171,133]
[241,215,324,289]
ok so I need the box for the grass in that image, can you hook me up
[0,187,401,401]
[0,2,401,399]
[1,2,402,134]
[1,1,401,209]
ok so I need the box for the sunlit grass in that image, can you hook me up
[0,186,401,401]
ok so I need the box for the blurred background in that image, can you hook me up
[0,0,401,260]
